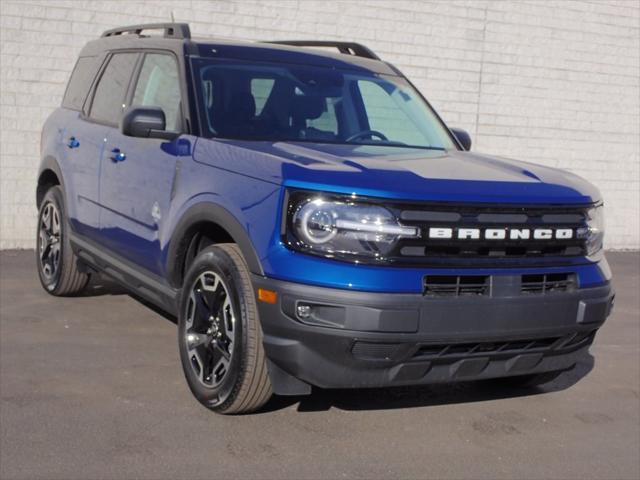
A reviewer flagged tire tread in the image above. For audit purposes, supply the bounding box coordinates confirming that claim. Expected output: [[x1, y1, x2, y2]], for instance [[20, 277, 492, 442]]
[[216, 244, 272, 414]]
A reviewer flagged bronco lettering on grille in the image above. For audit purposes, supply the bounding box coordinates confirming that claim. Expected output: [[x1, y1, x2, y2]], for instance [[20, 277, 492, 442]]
[[427, 227, 574, 240]]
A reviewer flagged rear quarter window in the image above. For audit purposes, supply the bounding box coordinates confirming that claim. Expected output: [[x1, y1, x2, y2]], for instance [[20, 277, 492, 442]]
[[62, 56, 98, 111]]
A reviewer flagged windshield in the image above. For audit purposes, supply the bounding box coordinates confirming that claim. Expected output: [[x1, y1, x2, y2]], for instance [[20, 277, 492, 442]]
[[192, 59, 457, 150]]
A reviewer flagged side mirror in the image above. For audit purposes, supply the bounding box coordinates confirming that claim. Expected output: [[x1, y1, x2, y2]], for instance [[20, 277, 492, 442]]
[[121, 106, 179, 140], [451, 127, 472, 151]]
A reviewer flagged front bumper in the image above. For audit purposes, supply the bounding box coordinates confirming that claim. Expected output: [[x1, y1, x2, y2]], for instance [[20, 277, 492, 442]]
[[253, 275, 614, 392]]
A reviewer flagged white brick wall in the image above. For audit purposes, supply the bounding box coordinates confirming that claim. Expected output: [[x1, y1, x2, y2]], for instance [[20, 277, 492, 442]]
[[1, 0, 638, 249]]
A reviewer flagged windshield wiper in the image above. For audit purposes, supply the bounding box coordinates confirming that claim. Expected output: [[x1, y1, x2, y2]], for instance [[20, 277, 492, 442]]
[[350, 141, 446, 151]]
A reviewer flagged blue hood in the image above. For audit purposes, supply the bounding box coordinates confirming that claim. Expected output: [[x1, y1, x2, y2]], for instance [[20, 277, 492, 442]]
[[193, 139, 600, 205]]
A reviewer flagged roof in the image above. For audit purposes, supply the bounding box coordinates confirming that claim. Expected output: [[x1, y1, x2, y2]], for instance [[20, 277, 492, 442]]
[[79, 23, 399, 76]]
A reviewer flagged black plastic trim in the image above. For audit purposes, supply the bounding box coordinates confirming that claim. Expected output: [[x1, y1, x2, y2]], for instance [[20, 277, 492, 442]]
[[265, 40, 380, 60], [166, 202, 264, 289], [69, 233, 179, 315], [102, 23, 191, 39], [253, 274, 613, 390], [36, 156, 65, 208]]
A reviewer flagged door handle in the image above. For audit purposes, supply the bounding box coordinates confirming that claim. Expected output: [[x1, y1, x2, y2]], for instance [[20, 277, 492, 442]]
[[110, 148, 126, 162], [67, 137, 80, 149]]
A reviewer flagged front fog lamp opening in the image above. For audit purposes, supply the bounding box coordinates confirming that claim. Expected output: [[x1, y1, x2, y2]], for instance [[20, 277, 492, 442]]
[[296, 303, 312, 319]]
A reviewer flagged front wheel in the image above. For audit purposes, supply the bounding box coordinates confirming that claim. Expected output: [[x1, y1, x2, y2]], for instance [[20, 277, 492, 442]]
[[178, 244, 272, 414]]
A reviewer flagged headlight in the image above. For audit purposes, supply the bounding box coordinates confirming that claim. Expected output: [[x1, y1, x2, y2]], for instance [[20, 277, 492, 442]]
[[286, 193, 419, 260], [578, 205, 605, 256]]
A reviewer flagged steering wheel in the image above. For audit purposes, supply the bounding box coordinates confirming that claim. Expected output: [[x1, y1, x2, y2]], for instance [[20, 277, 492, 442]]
[[345, 130, 389, 143]]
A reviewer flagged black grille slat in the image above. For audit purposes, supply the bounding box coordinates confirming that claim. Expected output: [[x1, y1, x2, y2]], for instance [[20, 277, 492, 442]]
[[351, 332, 597, 362], [400, 239, 586, 259], [476, 213, 528, 223], [424, 275, 490, 297], [521, 273, 577, 294], [400, 211, 461, 222], [412, 332, 593, 361], [414, 337, 562, 359], [423, 273, 577, 296], [542, 214, 585, 223]]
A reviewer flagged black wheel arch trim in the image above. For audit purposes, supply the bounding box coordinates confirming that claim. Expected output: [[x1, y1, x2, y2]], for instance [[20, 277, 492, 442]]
[[36, 156, 66, 207], [167, 202, 265, 289]]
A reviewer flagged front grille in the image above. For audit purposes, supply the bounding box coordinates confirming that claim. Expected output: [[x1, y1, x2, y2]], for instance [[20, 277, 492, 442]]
[[422, 273, 577, 297], [424, 275, 489, 296], [391, 203, 591, 266]]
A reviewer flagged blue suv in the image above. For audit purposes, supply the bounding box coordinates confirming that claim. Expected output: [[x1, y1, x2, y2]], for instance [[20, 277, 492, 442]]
[[37, 23, 614, 414]]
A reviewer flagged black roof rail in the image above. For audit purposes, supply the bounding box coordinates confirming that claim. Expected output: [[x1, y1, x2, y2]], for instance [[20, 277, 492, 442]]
[[265, 40, 380, 60], [101, 23, 191, 39]]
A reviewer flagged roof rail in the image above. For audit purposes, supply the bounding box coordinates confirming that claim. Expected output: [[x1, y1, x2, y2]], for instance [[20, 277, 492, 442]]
[[265, 40, 380, 60], [101, 23, 191, 40]]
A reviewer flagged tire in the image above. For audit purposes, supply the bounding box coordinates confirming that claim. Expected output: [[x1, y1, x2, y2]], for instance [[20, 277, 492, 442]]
[[36, 185, 90, 296], [178, 244, 272, 414], [500, 370, 565, 388]]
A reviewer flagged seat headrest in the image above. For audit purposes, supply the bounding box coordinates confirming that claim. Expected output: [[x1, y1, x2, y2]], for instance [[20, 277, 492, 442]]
[[228, 91, 256, 120], [291, 95, 326, 121]]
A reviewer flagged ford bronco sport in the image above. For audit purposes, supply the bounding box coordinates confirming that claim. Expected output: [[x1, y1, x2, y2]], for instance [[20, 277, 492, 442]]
[[37, 23, 614, 414]]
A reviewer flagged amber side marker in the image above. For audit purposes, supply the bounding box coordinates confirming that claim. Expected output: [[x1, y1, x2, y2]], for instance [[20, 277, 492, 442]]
[[257, 288, 278, 304]]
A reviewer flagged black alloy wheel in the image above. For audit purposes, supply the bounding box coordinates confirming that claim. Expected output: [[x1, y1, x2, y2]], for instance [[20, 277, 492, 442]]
[[184, 271, 237, 387], [36, 186, 89, 295]]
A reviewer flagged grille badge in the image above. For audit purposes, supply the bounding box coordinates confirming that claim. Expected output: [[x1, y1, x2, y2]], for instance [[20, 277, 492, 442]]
[[427, 227, 574, 241]]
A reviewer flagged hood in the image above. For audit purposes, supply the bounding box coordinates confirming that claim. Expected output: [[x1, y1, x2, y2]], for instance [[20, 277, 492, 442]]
[[193, 139, 600, 205]]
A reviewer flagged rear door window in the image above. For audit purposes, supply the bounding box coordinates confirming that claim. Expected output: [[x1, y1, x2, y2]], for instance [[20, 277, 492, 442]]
[[89, 52, 139, 125]]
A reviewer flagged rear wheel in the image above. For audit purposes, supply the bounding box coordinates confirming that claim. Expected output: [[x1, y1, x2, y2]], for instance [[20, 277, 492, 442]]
[[178, 244, 272, 414], [36, 186, 90, 296]]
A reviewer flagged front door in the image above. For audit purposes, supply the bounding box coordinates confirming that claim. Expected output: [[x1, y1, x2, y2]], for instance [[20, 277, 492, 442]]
[[98, 52, 186, 276]]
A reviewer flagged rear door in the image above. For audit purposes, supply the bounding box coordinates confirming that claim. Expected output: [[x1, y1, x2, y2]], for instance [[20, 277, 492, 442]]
[[98, 51, 186, 275], [80, 51, 141, 245], [58, 55, 107, 241]]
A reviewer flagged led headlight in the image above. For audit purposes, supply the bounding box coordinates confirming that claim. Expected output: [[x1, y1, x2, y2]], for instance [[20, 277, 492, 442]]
[[581, 205, 605, 256], [288, 194, 419, 260]]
